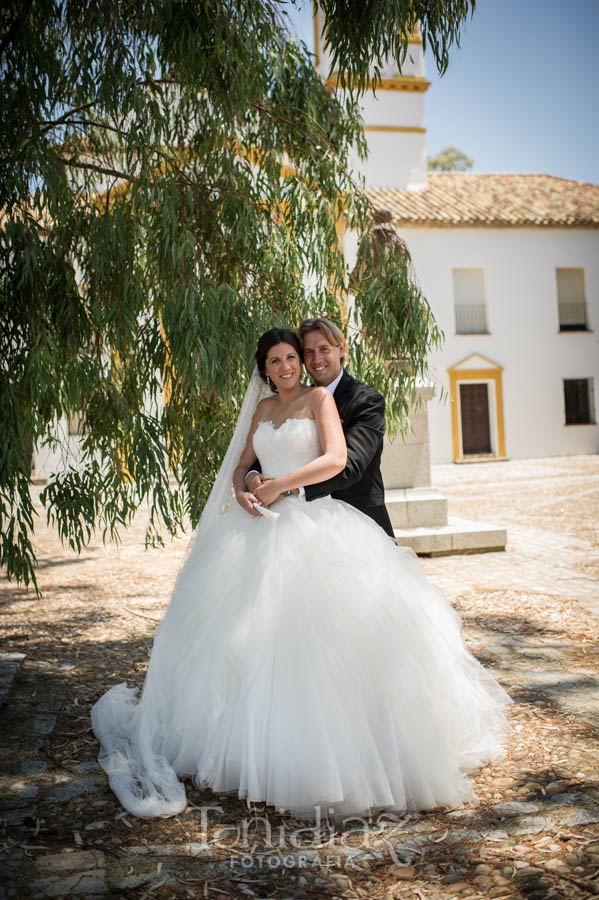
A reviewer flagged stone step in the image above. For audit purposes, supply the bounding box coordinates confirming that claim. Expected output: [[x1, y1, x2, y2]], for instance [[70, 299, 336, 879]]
[[0, 652, 26, 706], [385, 487, 448, 529], [394, 516, 507, 556]]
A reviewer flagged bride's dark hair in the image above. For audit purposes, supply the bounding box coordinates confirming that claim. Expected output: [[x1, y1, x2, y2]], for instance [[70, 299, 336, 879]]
[[255, 328, 303, 393]]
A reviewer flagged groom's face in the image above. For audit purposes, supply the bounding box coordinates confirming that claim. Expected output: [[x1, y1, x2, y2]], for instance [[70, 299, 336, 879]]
[[302, 330, 344, 387]]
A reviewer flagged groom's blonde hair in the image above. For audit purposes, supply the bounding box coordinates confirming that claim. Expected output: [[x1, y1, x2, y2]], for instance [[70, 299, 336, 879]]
[[298, 317, 345, 361]]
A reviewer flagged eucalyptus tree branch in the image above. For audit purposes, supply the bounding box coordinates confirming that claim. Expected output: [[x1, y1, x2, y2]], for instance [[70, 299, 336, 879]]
[[248, 98, 378, 220], [58, 157, 136, 183], [248, 99, 325, 153], [41, 118, 126, 139], [173, 160, 303, 306], [38, 102, 100, 134]]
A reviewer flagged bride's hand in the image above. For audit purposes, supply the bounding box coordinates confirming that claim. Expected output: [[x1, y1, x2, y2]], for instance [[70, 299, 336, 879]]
[[234, 486, 263, 516], [254, 479, 287, 507]]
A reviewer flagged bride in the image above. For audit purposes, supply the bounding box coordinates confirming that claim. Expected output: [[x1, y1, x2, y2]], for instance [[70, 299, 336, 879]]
[[91, 327, 511, 822]]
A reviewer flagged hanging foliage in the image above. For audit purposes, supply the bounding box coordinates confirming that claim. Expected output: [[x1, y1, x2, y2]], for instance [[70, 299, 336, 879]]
[[0, 0, 473, 591]]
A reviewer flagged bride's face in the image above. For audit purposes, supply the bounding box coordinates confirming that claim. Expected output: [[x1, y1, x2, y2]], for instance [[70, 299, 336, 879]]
[[265, 342, 302, 393]]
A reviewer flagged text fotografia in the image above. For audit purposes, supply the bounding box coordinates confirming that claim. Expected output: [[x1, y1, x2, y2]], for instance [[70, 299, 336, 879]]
[[196, 805, 414, 870], [231, 853, 366, 870]]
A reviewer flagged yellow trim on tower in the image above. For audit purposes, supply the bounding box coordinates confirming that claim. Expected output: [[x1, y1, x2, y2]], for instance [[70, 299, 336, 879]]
[[379, 75, 430, 92], [326, 73, 430, 92], [448, 359, 507, 462], [407, 24, 422, 44], [364, 125, 426, 134]]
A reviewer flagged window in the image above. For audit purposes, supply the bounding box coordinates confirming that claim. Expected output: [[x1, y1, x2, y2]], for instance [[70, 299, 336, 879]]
[[563, 378, 595, 425], [452, 268, 489, 334], [556, 268, 587, 331]]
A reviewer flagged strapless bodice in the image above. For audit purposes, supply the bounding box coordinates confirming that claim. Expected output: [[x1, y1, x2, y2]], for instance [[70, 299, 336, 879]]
[[252, 418, 322, 478]]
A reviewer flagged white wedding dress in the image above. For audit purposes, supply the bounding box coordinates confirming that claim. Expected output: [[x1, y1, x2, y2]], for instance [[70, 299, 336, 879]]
[[91, 417, 511, 821]]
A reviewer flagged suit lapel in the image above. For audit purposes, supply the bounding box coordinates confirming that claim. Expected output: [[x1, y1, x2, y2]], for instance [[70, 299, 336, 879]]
[[332, 370, 354, 423]]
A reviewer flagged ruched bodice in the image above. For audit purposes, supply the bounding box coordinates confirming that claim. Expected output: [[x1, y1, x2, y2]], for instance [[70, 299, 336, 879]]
[[253, 417, 321, 478]]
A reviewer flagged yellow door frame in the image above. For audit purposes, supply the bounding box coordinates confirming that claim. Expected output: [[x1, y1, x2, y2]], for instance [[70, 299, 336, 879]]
[[448, 356, 506, 462]]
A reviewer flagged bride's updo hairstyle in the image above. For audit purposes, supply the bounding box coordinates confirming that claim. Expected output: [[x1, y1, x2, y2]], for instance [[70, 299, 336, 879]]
[[255, 328, 303, 393]]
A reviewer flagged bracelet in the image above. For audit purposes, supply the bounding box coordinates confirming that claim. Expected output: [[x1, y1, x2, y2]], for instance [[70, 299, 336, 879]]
[[281, 489, 295, 497], [233, 483, 246, 490]]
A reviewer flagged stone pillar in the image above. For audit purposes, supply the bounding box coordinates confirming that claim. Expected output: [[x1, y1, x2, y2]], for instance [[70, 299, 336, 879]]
[[382, 385, 507, 555], [381, 383, 434, 489], [382, 384, 449, 531]]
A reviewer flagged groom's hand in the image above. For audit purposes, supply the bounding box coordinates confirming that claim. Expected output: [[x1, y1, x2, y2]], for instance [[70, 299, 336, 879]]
[[255, 480, 298, 507], [235, 474, 273, 516], [247, 472, 271, 493]]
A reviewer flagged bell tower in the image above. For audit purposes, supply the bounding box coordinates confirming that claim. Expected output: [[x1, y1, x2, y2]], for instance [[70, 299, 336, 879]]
[[313, 5, 429, 189]]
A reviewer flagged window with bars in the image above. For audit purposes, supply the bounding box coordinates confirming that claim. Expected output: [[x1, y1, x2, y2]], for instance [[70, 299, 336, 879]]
[[452, 268, 489, 334], [563, 378, 595, 425], [556, 268, 588, 331]]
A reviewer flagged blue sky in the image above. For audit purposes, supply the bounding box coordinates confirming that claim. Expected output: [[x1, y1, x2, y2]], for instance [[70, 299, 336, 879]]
[[286, 0, 599, 185]]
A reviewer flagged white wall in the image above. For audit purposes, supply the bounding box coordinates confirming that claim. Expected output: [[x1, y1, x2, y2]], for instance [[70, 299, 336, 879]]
[[330, 86, 427, 189], [350, 131, 427, 189], [397, 227, 599, 463], [358, 89, 425, 126]]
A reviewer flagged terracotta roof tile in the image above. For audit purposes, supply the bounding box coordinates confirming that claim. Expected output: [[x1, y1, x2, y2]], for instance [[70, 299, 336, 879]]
[[366, 173, 599, 227]]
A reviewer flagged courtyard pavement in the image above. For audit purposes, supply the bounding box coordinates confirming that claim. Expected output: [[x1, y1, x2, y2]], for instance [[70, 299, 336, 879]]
[[0, 454, 598, 899]]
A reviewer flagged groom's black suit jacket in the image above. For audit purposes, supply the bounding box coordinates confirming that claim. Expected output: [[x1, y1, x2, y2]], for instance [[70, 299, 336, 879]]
[[252, 370, 395, 539], [304, 371, 394, 538]]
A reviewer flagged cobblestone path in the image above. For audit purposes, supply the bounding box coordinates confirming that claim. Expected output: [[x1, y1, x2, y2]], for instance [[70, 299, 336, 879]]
[[1, 454, 598, 899]]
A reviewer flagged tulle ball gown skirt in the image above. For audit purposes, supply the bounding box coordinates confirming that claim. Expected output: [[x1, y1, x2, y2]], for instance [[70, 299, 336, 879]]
[[91, 493, 511, 821]]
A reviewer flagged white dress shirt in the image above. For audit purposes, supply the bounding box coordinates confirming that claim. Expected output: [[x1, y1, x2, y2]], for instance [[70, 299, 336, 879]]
[[325, 367, 344, 396]]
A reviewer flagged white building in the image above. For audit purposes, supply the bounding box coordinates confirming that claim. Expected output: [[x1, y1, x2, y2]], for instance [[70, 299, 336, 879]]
[[369, 176, 599, 464], [314, 11, 599, 465]]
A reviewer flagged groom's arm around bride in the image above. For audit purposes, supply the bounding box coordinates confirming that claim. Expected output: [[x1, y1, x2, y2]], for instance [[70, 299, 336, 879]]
[[301, 368, 394, 538]]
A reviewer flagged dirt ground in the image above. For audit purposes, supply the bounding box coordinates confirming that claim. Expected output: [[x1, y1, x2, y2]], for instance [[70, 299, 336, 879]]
[[1, 454, 598, 899]]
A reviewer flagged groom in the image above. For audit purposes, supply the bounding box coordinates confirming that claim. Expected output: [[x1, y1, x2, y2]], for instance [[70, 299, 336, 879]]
[[240, 316, 395, 539]]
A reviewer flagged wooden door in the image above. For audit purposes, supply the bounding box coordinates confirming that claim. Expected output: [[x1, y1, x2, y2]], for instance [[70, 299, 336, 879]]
[[460, 382, 491, 454]]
